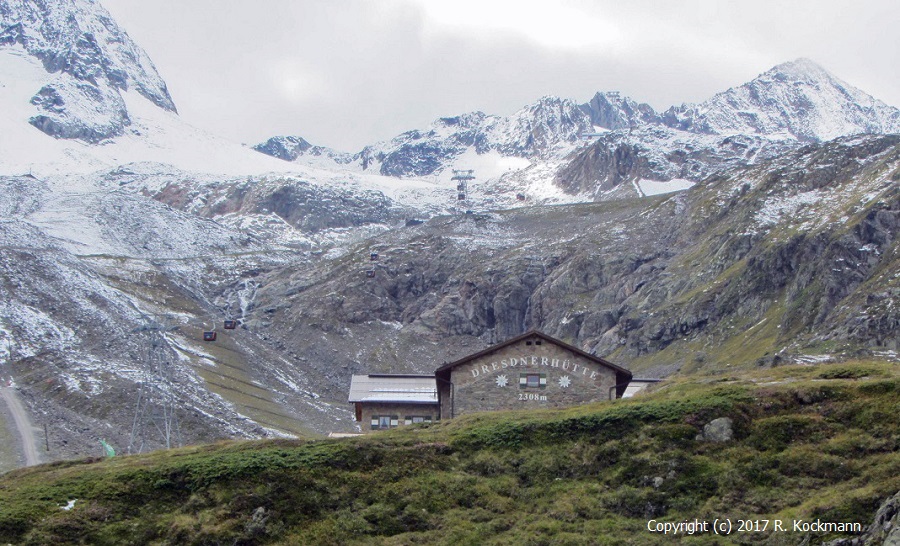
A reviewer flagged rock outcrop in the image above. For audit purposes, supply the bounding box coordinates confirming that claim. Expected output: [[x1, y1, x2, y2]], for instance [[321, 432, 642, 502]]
[[1, 0, 175, 142], [826, 490, 900, 546]]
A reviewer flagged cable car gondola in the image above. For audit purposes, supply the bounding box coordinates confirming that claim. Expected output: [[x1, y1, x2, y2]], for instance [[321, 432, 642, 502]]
[[224, 320, 237, 330], [203, 331, 217, 341]]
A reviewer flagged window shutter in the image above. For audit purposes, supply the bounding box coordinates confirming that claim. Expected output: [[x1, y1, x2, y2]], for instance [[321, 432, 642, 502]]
[[371, 418, 379, 428], [404, 418, 412, 425], [519, 375, 527, 387], [539, 374, 547, 387], [390, 417, 399, 427]]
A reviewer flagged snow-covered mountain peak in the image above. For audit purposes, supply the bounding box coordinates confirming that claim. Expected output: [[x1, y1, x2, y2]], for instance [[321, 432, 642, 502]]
[[434, 111, 490, 130], [580, 91, 660, 131], [0, 0, 174, 112], [253, 135, 314, 161], [508, 95, 584, 124], [663, 58, 900, 142], [767, 57, 835, 83], [0, 1, 314, 177], [316, 96, 591, 178], [519, 94, 576, 112], [0, 0, 176, 144], [489, 95, 591, 156]]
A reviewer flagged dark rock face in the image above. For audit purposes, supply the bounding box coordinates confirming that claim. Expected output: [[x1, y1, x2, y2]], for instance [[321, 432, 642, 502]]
[[0, 20, 24, 45], [553, 127, 790, 198], [556, 140, 649, 195], [579, 91, 661, 131], [253, 136, 313, 161], [144, 175, 406, 234], [378, 138, 464, 177], [825, 489, 900, 546], [359, 112, 490, 177], [29, 80, 130, 142], [256, 184, 397, 232], [252, 136, 355, 164]]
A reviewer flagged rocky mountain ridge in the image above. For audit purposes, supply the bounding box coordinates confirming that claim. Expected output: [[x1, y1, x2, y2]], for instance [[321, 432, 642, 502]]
[[662, 58, 900, 141], [256, 59, 900, 204], [0, 0, 174, 142]]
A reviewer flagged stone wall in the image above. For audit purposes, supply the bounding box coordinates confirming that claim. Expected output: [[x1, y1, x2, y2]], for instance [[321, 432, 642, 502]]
[[447, 337, 618, 417], [357, 402, 440, 433]]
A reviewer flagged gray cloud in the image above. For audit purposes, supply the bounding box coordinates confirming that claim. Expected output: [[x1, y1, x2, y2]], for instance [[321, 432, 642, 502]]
[[103, 0, 900, 152]]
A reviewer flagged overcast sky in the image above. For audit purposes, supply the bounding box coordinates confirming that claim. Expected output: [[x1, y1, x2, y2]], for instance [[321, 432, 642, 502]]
[[103, 0, 900, 152]]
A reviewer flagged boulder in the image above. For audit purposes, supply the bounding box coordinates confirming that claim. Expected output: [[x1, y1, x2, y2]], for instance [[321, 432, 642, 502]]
[[697, 417, 734, 443]]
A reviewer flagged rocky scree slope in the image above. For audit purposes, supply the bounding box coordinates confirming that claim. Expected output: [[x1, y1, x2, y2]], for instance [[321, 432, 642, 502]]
[[0, 170, 367, 460], [246, 135, 900, 382], [113, 167, 419, 237]]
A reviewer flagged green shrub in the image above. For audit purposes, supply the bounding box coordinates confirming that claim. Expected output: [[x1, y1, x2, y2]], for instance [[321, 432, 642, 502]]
[[747, 415, 832, 451], [818, 366, 877, 380]]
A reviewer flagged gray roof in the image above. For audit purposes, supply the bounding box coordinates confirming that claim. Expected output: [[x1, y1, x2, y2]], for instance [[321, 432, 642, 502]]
[[348, 374, 439, 404], [622, 379, 660, 398]]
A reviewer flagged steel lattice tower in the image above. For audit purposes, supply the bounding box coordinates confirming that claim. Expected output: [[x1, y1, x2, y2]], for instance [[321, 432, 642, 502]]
[[128, 315, 182, 454], [451, 169, 475, 204]]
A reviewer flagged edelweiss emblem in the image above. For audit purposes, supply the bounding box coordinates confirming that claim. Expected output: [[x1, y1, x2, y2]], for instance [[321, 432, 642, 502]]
[[495, 375, 508, 387], [558, 376, 571, 388]]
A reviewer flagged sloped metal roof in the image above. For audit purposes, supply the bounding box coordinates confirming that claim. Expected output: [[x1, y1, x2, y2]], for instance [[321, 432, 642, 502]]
[[348, 374, 439, 404]]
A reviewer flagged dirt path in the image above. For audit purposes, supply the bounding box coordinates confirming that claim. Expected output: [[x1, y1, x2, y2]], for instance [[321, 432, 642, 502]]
[[0, 386, 40, 466]]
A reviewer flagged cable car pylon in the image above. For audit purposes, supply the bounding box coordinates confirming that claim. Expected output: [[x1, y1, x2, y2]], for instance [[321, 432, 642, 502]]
[[128, 315, 182, 454], [452, 169, 474, 201], [451, 169, 475, 212]]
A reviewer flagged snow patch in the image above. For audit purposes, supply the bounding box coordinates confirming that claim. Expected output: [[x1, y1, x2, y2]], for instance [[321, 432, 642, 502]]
[[636, 178, 695, 196], [793, 354, 834, 364]]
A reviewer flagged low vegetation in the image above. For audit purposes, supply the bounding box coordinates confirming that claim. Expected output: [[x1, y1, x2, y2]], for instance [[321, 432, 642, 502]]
[[0, 361, 897, 545]]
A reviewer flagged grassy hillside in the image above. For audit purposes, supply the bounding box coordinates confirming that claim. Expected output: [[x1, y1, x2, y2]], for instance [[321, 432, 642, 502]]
[[0, 361, 897, 545]]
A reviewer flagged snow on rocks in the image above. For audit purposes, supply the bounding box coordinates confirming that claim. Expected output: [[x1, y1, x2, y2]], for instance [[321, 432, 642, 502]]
[[756, 190, 824, 227]]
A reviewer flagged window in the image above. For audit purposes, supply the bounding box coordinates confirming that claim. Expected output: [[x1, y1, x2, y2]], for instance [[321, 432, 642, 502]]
[[519, 373, 547, 388], [370, 415, 399, 430], [404, 416, 433, 425]]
